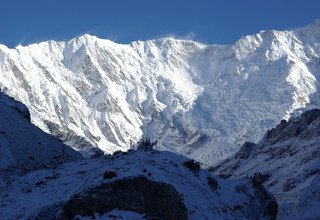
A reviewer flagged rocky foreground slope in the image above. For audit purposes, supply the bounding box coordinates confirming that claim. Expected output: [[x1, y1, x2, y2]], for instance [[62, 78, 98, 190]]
[[0, 93, 277, 219], [1, 20, 320, 164], [212, 109, 320, 219], [0, 150, 279, 220]]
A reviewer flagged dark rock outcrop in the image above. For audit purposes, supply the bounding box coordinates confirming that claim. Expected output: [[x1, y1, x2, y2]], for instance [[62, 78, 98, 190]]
[[235, 142, 257, 159], [263, 109, 320, 145], [252, 172, 270, 188], [61, 176, 188, 220], [103, 170, 118, 179], [252, 172, 264, 188], [207, 176, 219, 191], [183, 160, 200, 173], [300, 109, 320, 125], [252, 173, 278, 220]]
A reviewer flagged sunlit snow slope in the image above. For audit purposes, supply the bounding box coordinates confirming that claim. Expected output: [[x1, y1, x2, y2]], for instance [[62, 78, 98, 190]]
[[0, 20, 319, 164]]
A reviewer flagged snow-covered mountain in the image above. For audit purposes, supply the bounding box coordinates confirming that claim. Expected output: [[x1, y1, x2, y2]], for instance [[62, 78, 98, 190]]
[[1, 20, 320, 163], [0, 91, 82, 172], [212, 109, 320, 219]]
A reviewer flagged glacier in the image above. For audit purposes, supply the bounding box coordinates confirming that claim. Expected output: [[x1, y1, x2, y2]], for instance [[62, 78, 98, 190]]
[[0, 20, 319, 164]]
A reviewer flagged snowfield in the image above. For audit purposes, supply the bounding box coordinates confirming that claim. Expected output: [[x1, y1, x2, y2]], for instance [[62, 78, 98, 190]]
[[1, 20, 320, 164]]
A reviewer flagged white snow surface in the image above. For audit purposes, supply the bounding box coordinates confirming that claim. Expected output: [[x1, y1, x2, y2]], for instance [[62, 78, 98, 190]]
[[1, 20, 320, 164]]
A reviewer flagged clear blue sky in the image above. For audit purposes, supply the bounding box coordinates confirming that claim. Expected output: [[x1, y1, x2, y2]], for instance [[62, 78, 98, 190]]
[[0, 0, 319, 48]]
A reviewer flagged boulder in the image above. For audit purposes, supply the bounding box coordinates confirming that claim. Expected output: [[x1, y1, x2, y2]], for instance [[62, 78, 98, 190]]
[[183, 160, 200, 173], [62, 176, 188, 220]]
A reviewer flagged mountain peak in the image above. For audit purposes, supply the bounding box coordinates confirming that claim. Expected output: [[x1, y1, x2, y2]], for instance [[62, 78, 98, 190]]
[[76, 33, 97, 41], [68, 33, 99, 46]]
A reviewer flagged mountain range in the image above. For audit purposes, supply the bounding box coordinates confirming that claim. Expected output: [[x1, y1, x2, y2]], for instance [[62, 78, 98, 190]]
[[1, 20, 320, 164], [1, 20, 320, 219]]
